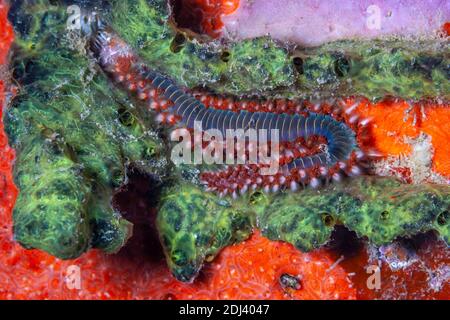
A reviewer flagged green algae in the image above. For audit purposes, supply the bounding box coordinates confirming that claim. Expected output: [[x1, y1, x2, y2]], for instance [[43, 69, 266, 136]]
[[156, 177, 449, 280], [254, 176, 450, 249], [157, 183, 253, 281], [257, 193, 335, 252], [6, 1, 167, 259], [107, 0, 449, 101], [108, 0, 293, 96], [332, 177, 450, 245], [295, 41, 450, 101]]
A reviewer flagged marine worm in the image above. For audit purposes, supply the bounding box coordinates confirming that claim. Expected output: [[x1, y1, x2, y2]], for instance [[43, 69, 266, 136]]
[[91, 24, 366, 195]]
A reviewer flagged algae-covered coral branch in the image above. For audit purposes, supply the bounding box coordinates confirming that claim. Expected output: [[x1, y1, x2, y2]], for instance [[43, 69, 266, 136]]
[[157, 183, 253, 282], [256, 176, 450, 249], [6, 1, 168, 258], [108, 0, 449, 101], [157, 177, 449, 281]]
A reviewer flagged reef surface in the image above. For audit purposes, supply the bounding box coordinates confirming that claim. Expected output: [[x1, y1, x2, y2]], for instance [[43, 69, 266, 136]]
[[0, 0, 449, 298]]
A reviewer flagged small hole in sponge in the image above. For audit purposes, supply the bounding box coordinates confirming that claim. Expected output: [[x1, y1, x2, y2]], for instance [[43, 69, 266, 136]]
[[249, 191, 264, 205], [334, 56, 350, 77], [170, 33, 186, 53], [220, 50, 231, 62], [279, 273, 302, 290], [292, 56, 304, 74], [321, 213, 335, 227], [437, 210, 449, 226], [380, 210, 390, 220], [118, 107, 135, 126]]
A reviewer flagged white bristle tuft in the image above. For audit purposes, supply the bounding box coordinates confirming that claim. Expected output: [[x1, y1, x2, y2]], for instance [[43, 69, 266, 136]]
[[355, 150, 365, 159], [345, 103, 358, 114], [299, 169, 307, 179], [149, 101, 159, 110], [332, 172, 342, 182], [367, 149, 383, 158], [290, 180, 298, 191], [166, 114, 175, 123], [138, 91, 147, 100], [285, 149, 294, 158], [349, 115, 359, 123], [155, 113, 164, 123], [359, 117, 372, 126], [310, 177, 320, 188], [350, 166, 361, 176]]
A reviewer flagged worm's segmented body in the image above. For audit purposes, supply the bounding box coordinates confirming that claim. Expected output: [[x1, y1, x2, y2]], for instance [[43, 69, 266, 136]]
[[142, 69, 356, 171], [91, 26, 373, 196]]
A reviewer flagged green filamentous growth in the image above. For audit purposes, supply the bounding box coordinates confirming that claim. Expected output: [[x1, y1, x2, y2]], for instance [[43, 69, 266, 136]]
[[6, 1, 168, 259], [108, 0, 449, 101], [156, 177, 449, 281], [253, 176, 450, 249], [157, 183, 253, 281]]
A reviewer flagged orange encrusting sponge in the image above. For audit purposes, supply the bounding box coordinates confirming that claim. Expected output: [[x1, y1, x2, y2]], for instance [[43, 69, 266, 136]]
[[355, 98, 420, 156], [107, 231, 356, 300], [443, 22, 450, 37], [0, 1, 13, 65], [179, 231, 356, 300], [348, 98, 450, 178], [420, 107, 450, 177], [171, 0, 239, 37]]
